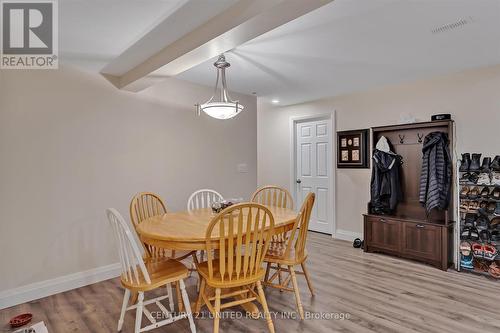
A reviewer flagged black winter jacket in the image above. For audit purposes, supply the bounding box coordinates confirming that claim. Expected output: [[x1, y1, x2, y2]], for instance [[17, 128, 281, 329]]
[[419, 132, 452, 212], [370, 149, 403, 215]]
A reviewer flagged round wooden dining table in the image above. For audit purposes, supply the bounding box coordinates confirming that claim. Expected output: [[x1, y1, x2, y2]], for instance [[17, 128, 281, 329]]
[[135, 205, 298, 317], [136, 206, 298, 251]]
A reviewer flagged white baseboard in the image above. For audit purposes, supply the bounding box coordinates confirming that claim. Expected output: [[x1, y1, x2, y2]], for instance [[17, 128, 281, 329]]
[[333, 229, 363, 242], [0, 263, 121, 310]]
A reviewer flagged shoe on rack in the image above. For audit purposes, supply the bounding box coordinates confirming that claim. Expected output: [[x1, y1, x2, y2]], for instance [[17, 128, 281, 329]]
[[468, 201, 480, 212], [475, 211, 491, 230], [477, 173, 492, 186], [460, 186, 470, 198], [491, 187, 500, 200], [481, 157, 492, 173], [484, 244, 498, 261], [487, 202, 497, 214], [468, 173, 479, 184], [460, 201, 470, 213], [479, 229, 492, 243], [491, 217, 500, 227], [460, 172, 471, 182], [491, 155, 500, 172], [468, 187, 480, 199], [491, 173, 500, 186], [460, 153, 471, 172], [479, 200, 488, 209], [460, 241, 474, 269], [480, 187, 491, 198], [464, 213, 476, 227], [469, 153, 482, 172]]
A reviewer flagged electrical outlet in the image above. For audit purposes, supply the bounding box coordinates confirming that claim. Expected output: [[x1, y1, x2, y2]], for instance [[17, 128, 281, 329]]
[[237, 163, 248, 173]]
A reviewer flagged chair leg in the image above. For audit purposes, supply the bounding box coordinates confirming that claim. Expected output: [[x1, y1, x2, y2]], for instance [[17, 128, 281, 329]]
[[134, 292, 144, 333], [166, 283, 175, 312], [194, 278, 206, 314], [175, 281, 184, 312], [191, 253, 200, 292], [277, 264, 283, 292], [130, 291, 138, 305], [213, 288, 221, 333], [256, 281, 275, 333], [263, 262, 271, 289], [301, 262, 315, 296], [117, 289, 130, 332], [289, 265, 304, 320], [179, 279, 197, 333]]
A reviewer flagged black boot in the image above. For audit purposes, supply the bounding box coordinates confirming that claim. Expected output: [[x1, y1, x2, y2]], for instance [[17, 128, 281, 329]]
[[469, 153, 482, 172], [481, 157, 492, 173], [491, 155, 500, 172], [460, 153, 471, 172]]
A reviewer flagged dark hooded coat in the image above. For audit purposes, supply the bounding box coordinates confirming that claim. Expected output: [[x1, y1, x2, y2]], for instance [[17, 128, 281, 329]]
[[370, 149, 403, 215], [419, 132, 452, 212]]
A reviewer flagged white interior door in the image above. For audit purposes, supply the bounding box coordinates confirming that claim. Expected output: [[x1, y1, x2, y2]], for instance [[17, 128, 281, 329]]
[[295, 118, 333, 234]]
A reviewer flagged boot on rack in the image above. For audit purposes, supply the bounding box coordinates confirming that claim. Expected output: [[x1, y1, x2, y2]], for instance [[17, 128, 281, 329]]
[[469, 153, 482, 172], [460, 153, 471, 172], [491, 155, 500, 172], [481, 157, 492, 173]]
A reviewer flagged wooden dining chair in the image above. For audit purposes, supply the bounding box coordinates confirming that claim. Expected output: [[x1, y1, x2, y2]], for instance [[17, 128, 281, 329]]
[[251, 185, 295, 288], [194, 203, 276, 333], [251, 185, 294, 210], [106, 208, 196, 333], [262, 192, 315, 320], [130, 192, 196, 310], [187, 189, 224, 212]]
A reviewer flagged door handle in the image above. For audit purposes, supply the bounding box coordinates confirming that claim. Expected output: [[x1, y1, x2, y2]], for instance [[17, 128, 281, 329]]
[[296, 179, 302, 184], [416, 224, 425, 229]]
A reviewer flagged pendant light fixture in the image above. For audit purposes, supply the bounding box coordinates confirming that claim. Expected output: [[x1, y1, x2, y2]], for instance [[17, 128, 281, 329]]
[[196, 54, 244, 120]]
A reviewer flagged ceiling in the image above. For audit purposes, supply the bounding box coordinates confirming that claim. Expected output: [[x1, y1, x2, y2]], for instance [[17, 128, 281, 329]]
[[61, 0, 500, 106], [60, 0, 187, 72], [177, 0, 500, 105]]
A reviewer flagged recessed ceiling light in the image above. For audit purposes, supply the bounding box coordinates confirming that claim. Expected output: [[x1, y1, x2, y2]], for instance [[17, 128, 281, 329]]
[[271, 99, 280, 104]]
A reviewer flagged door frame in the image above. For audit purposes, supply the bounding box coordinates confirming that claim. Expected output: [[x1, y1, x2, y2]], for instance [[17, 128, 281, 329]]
[[289, 110, 336, 236]]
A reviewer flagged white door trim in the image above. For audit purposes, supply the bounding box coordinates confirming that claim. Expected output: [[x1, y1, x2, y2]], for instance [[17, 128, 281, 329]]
[[289, 110, 336, 236]]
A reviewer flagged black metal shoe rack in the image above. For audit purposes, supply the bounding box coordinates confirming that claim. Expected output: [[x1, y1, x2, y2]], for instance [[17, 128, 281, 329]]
[[458, 153, 500, 278]]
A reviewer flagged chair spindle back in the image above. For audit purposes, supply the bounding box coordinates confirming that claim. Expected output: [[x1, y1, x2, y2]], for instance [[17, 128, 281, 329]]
[[205, 203, 275, 282], [106, 208, 151, 285]]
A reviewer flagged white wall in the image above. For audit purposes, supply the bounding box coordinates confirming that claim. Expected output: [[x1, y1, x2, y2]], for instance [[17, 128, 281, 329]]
[[258, 64, 500, 237], [0, 66, 257, 295]]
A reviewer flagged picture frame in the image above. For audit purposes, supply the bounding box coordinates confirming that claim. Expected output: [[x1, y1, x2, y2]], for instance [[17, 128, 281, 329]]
[[337, 129, 370, 168]]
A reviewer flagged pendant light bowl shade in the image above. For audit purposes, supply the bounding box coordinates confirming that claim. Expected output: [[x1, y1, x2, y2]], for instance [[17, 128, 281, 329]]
[[196, 54, 244, 120], [200, 102, 244, 120]]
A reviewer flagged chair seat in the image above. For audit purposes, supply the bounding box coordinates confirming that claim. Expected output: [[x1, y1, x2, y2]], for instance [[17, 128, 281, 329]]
[[121, 257, 189, 292], [264, 241, 307, 265], [198, 258, 266, 288]]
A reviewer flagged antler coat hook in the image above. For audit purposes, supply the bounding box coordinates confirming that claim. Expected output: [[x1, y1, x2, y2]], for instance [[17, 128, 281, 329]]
[[417, 133, 424, 143]]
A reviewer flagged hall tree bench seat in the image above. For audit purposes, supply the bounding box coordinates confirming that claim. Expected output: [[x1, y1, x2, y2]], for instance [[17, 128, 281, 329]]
[[364, 214, 453, 270]]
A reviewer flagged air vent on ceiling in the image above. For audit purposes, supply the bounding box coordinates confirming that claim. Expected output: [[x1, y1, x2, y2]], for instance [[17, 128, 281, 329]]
[[431, 17, 474, 34]]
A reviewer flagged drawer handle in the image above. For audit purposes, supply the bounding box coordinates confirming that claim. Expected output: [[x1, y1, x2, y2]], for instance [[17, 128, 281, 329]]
[[416, 224, 425, 229], [380, 218, 386, 223]]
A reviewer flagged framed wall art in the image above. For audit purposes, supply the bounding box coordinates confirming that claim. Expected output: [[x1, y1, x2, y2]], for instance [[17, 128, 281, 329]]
[[337, 129, 370, 168]]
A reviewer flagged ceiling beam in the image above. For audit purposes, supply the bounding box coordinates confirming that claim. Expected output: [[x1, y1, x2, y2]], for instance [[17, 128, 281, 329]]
[[102, 0, 333, 91]]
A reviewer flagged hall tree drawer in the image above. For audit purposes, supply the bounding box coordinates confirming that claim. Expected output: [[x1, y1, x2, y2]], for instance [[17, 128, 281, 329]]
[[364, 217, 400, 252], [401, 222, 441, 262]]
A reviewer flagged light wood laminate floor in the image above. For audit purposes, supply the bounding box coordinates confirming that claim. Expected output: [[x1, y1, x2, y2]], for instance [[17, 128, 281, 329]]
[[2, 232, 500, 332]]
